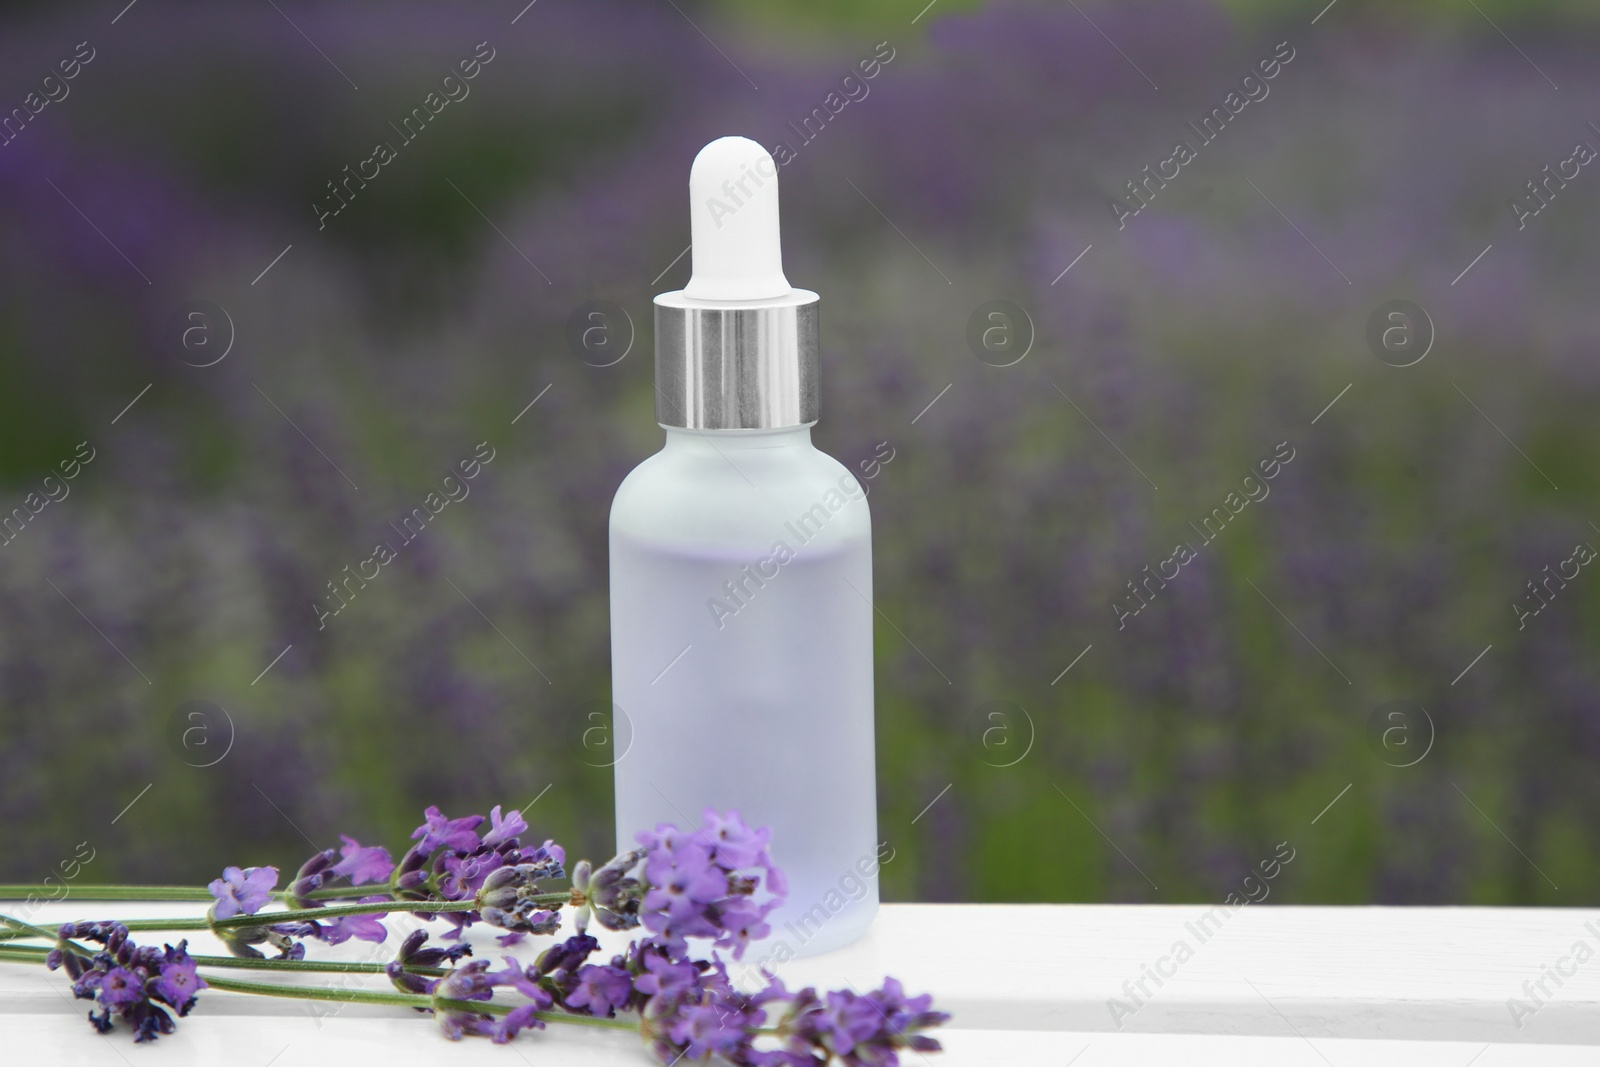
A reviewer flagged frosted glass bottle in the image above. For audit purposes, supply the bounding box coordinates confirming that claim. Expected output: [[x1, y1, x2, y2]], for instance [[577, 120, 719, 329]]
[[610, 423, 879, 957], [610, 134, 879, 956]]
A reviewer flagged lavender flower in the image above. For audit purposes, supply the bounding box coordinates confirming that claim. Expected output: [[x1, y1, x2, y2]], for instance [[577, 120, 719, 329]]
[[287, 848, 338, 908], [100, 966, 145, 1005], [438, 849, 508, 900], [334, 834, 395, 885], [205, 865, 277, 919], [481, 804, 528, 848], [565, 962, 633, 1018], [569, 849, 646, 933], [391, 803, 566, 939], [534, 932, 600, 981], [431, 959, 497, 1040], [701, 809, 772, 871], [316, 895, 390, 946], [391, 842, 433, 898], [633, 811, 787, 959], [475, 864, 562, 935], [386, 928, 472, 996], [633, 949, 698, 1001], [533, 932, 601, 1005], [489, 955, 555, 1005], [431, 955, 562, 1044], [634, 954, 772, 1065], [714, 896, 779, 960], [493, 1004, 547, 1044], [280, 841, 392, 945], [777, 979, 951, 1065], [150, 949, 204, 1012], [412, 806, 483, 854], [204, 866, 316, 960], [643, 844, 725, 927], [46, 925, 206, 1042]]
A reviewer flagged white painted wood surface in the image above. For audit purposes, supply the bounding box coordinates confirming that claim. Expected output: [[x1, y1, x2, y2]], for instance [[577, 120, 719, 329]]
[[3, 902, 1597, 1064]]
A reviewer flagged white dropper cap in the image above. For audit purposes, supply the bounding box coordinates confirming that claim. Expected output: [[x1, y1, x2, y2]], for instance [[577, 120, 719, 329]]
[[683, 136, 791, 301]]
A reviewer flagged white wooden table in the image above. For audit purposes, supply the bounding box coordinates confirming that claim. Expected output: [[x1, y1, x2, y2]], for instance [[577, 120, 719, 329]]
[[4, 902, 1597, 1064]]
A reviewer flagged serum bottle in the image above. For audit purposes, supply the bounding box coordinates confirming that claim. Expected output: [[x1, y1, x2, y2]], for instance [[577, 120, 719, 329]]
[[610, 136, 879, 956]]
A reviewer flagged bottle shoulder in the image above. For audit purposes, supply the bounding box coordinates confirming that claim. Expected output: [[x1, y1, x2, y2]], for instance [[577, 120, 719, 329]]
[[611, 438, 870, 556]]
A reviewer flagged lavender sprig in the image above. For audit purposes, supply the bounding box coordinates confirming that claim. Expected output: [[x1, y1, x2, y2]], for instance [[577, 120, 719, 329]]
[[0, 806, 949, 1061]]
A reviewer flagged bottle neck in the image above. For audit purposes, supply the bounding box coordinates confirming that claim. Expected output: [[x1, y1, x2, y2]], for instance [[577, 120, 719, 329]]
[[660, 424, 815, 452]]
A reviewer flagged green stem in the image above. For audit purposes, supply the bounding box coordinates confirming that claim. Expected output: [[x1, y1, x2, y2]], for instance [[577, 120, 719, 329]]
[[0, 885, 571, 935], [0, 943, 446, 978], [0, 913, 97, 963], [0, 882, 575, 906], [96, 893, 568, 934], [124, 899, 459, 933], [0, 885, 217, 902], [0, 912, 68, 941], [202, 973, 434, 1009], [0, 929, 57, 943], [201, 975, 636, 1031], [0, 912, 92, 957], [0, 884, 404, 903]]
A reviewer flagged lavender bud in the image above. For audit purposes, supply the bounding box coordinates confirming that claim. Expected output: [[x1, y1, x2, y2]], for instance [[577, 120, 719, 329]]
[[287, 848, 338, 908]]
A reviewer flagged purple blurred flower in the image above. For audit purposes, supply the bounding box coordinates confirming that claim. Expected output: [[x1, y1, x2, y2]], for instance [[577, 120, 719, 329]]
[[714, 896, 777, 961], [643, 843, 726, 920], [535, 933, 600, 979], [785, 978, 950, 1063], [494, 1003, 545, 1044], [566, 962, 632, 1018], [670, 1002, 752, 1061], [701, 808, 770, 869], [432, 960, 497, 1041], [490, 956, 553, 1004], [634, 949, 697, 1000], [633, 811, 786, 956], [636, 956, 770, 1064]]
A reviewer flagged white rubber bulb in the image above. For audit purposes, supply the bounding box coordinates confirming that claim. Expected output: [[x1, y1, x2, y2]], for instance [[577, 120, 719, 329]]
[[683, 136, 791, 301]]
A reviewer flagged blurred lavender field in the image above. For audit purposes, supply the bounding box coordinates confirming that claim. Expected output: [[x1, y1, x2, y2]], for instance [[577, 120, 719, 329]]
[[0, 0, 1596, 907]]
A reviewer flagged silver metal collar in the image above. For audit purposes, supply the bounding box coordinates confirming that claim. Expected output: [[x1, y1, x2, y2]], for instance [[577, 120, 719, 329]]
[[653, 289, 819, 430]]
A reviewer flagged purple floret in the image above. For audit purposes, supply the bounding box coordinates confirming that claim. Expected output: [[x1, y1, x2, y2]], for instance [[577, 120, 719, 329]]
[[97, 966, 143, 1007], [206, 865, 278, 919], [411, 805, 484, 854], [643, 843, 727, 920], [480, 804, 528, 848], [333, 835, 395, 885], [150, 943, 205, 1016], [317, 896, 390, 946], [565, 963, 632, 1018], [700, 808, 771, 870]]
